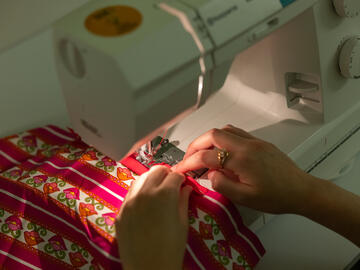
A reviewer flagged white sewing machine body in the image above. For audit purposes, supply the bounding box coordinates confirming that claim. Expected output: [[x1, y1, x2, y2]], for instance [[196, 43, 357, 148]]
[[53, 0, 319, 160], [1, 0, 360, 267]]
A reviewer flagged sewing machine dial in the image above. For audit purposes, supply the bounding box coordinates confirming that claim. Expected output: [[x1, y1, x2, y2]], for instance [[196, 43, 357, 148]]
[[333, 0, 360, 17], [339, 36, 360, 79]]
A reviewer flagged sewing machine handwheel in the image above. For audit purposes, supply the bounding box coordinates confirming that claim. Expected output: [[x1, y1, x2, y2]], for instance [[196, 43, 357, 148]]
[[339, 36, 360, 79], [333, 0, 360, 18]]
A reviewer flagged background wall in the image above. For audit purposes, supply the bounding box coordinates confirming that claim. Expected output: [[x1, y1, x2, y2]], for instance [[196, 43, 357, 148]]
[[0, 0, 89, 137]]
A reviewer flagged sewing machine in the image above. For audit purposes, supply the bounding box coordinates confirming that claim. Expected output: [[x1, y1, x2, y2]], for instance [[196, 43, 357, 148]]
[[1, 0, 360, 266], [51, 0, 360, 230]]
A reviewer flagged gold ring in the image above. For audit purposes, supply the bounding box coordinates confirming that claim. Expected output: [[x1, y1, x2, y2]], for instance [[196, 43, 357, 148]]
[[217, 149, 230, 168]]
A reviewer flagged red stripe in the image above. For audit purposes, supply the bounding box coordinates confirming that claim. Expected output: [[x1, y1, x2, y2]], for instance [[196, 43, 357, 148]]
[[0, 179, 120, 263], [18, 162, 36, 172], [0, 252, 33, 270], [18, 154, 57, 172], [0, 247, 35, 270], [0, 163, 6, 173], [29, 128, 71, 146], [121, 155, 148, 174], [0, 139, 30, 163], [46, 125, 78, 140], [187, 227, 226, 270], [193, 196, 260, 267], [0, 154, 15, 172], [206, 190, 265, 256], [183, 249, 202, 270], [0, 233, 72, 270]]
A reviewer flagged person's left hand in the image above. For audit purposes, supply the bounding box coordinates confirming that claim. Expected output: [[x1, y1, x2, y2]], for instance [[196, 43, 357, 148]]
[[116, 165, 192, 270]]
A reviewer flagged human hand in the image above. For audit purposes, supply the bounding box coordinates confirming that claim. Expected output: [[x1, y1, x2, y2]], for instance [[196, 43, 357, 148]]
[[174, 125, 315, 214], [116, 166, 192, 270]]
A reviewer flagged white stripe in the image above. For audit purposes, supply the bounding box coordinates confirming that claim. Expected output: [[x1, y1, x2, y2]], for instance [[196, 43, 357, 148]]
[[0, 249, 42, 270], [28, 159, 124, 201], [43, 126, 75, 141], [204, 195, 262, 258], [0, 150, 20, 165], [186, 245, 206, 270], [0, 190, 121, 263]]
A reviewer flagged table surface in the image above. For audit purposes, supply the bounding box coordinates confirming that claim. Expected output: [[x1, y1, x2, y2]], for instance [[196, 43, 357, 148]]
[[256, 153, 360, 270]]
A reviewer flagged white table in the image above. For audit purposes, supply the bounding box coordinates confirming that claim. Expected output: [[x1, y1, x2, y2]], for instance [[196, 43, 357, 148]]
[[256, 154, 360, 270]]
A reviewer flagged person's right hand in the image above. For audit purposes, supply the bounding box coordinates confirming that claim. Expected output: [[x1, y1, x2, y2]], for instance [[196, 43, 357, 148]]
[[174, 125, 317, 214]]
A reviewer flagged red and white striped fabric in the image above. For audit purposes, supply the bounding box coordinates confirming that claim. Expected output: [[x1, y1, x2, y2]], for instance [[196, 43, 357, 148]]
[[0, 125, 265, 270]]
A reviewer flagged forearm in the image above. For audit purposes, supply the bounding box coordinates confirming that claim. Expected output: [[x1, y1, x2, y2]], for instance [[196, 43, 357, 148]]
[[296, 176, 360, 247]]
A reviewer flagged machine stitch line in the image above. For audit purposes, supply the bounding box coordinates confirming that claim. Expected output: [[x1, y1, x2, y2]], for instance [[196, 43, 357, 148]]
[[0, 189, 122, 262], [0, 248, 42, 270]]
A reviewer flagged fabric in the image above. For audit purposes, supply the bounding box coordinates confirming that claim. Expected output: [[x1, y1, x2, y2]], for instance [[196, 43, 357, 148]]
[[0, 125, 265, 270]]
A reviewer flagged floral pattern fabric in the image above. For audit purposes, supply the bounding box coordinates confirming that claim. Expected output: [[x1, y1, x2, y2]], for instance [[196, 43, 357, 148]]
[[0, 125, 265, 269]]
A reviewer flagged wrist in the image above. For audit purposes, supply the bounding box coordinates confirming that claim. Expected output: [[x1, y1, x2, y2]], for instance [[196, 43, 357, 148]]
[[292, 174, 329, 216]]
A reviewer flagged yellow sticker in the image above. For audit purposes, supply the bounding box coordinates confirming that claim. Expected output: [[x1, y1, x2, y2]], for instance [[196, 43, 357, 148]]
[[85, 5, 142, 37]]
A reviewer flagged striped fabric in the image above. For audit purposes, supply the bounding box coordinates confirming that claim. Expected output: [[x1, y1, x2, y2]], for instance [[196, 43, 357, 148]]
[[0, 125, 265, 270]]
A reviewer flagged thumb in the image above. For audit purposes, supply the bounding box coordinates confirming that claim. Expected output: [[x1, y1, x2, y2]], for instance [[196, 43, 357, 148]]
[[179, 185, 193, 226], [208, 170, 250, 203]]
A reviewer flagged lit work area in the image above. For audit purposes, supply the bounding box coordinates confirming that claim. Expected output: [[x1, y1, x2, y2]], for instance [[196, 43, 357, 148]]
[[0, 0, 359, 269]]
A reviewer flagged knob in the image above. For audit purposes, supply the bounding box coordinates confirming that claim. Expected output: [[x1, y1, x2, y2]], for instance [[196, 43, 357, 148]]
[[339, 36, 360, 79], [58, 39, 86, 78], [333, 0, 360, 17]]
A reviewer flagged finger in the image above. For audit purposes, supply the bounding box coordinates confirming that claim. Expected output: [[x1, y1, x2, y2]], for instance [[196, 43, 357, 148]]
[[142, 165, 170, 189], [160, 172, 185, 191], [175, 149, 238, 173], [129, 166, 169, 197], [221, 124, 255, 139], [183, 128, 244, 159], [208, 170, 252, 202], [179, 185, 193, 226]]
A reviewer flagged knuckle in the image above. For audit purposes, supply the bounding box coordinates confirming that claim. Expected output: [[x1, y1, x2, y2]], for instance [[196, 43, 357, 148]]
[[169, 171, 185, 180], [242, 140, 267, 154], [208, 128, 221, 138], [187, 142, 194, 151], [196, 150, 209, 165], [152, 165, 170, 174], [222, 124, 233, 130], [233, 151, 251, 164]]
